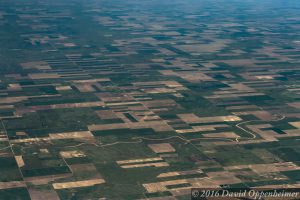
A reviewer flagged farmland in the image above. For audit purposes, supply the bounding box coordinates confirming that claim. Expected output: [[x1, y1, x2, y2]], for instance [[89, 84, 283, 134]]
[[0, 0, 300, 199]]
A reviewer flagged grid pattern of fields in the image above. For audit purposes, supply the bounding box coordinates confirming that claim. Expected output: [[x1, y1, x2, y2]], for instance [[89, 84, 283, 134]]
[[0, 0, 300, 199]]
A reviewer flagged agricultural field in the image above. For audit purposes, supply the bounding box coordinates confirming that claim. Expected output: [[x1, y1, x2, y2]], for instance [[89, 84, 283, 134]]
[[0, 0, 300, 199]]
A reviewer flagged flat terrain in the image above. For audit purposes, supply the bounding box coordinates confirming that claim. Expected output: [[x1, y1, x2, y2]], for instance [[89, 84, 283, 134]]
[[0, 0, 300, 199]]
